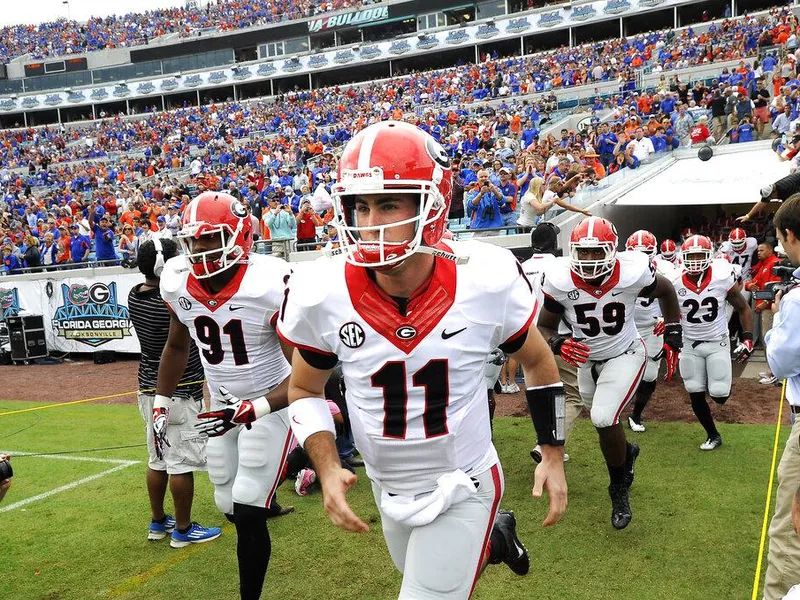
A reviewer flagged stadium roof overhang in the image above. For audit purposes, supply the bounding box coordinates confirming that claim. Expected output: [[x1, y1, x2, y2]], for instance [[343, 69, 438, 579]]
[[613, 141, 789, 206]]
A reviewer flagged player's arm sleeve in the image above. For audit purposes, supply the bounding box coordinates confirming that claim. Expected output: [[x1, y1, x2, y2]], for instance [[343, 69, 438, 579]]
[[766, 295, 800, 380], [498, 262, 537, 355], [275, 279, 339, 371]]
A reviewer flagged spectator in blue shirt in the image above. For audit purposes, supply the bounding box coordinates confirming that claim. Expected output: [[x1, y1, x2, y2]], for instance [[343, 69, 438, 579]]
[[93, 216, 118, 264], [596, 123, 618, 168], [735, 114, 756, 143], [651, 128, 668, 153], [497, 167, 519, 228], [2, 245, 20, 274], [466, 170, 504, 236], [69, 224, 91, 264]]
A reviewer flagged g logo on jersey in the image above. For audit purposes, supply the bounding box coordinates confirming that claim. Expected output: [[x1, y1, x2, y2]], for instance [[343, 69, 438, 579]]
[[396, 325, 417, 340], [339, 322, 365, 348], [567, 290, 580, 300], [178, 297, 192, 310]]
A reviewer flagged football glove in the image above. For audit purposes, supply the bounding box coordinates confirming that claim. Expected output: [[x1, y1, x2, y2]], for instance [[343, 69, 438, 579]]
[[549, 335, 591, 367], [152, 402, 171, 461], [487, 348, 506, 366], [653, 320, 665, 337], [196, 386, 271, 437], [663, 345, 679, 383], [733, 333, 754, 363], [663, 322, 683, 352]]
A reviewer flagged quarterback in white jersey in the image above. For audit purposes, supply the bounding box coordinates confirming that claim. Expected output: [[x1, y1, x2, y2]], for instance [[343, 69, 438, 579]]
[[521, 221, 583, 462], [624, 230, 681, 433], [539, 217, 682, 531], [671, 235, 754, 451], [278, 122, 567, 600], [156, 192, 293, 600]]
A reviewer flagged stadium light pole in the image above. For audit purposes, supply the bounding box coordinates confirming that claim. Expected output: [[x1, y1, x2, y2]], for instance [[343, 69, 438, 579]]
[[63, 0, 71, 21]]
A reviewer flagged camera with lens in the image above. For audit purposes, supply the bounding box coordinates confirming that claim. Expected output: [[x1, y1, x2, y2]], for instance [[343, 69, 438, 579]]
[[0, 458, 12, 480], [752, 263, 798, 302]]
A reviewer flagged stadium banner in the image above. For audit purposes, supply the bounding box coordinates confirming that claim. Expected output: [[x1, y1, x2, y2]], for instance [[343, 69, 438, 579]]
[[0, 0, 710, 113], [1, 272, 143, 354]]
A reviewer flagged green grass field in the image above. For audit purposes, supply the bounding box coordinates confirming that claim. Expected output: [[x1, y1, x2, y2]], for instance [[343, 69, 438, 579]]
[[0, 399, 786, 600]]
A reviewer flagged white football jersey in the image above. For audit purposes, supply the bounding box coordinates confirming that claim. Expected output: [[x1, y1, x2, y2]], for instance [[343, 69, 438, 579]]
[[542, 251, 656, 361], [718, 237, 757, 281], [160, 254, 291, 401], [631, 254, 679, 330], [277, 240, 536, 496], [522, 252, 568, 334], [670, 258, 737, 341]]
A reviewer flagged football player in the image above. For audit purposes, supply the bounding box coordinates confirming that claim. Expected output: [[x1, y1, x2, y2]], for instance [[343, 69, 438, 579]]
[[538, 217, 682, 530], [625, 230, 680, 432], [670, 235, 754, 451], [156, 192, 292, 600], [659, 239, 680, 266], [523, 221, 582, 463], [718, 228, 758, 293], [277, 121, 567, 600]]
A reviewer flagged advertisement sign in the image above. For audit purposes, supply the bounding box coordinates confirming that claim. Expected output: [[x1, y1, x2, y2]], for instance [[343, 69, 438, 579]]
[[52, 282, 133, 348], [309, 6, 390, 33]]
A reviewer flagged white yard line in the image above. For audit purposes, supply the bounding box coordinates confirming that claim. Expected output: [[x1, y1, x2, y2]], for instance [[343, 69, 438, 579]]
[[0, 450, 140, 513]]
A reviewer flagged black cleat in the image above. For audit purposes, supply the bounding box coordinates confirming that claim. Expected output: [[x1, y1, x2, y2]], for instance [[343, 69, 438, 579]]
[[608, 484, 632, 530], [625, 443, 640, 489], [491, 510, 530, 575]]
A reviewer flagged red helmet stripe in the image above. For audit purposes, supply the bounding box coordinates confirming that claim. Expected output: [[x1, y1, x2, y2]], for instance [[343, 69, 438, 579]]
[[357, 122, 381, 170]]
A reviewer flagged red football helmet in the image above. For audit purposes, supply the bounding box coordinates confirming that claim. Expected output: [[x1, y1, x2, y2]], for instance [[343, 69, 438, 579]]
[[177, 191, 253, 279], [729, 227, 747, 251], [625, 230, 657, 256], [331, 120, 452, 267], [569, 216, 619, 280], [681, 228, 694, 240], [681, 235, 713, 274], [660, 239, 677, 261]]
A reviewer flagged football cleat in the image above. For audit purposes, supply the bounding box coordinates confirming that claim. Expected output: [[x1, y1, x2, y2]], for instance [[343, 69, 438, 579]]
[[625, 443, 640, 489], [628, 416, 646, 433], [148, 514, 176, 541], [491, 510, 530, 576], [608, 484, 632, 530], [700, 435, 723, 451], [170, 522, 222, 548]]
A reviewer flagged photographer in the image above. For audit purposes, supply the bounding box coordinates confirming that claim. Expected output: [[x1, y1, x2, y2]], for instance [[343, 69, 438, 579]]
[[466, 169, 504, 236], [764, 194, 800, 600], [295, 199, 323, 251], [0, 454, 12, 504], [746, 241, 781, 332]]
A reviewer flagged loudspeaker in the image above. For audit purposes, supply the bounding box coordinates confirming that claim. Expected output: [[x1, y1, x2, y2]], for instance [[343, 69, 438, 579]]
[[7, 315, 48, 361]]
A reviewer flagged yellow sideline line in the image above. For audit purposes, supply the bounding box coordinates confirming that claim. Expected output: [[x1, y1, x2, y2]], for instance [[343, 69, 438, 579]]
[[104, 523, 233, 598], [0, 380, 207, 417], [751, 379, 787, 600]]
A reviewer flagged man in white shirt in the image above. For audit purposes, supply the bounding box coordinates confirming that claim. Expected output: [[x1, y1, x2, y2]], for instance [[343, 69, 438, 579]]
[[629, 128, 655, 163], [764, 194, 800, 599]]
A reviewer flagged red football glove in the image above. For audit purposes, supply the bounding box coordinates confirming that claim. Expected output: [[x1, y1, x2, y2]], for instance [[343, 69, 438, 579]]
[[653, 320, 665, 337], [152, 406, 170, 461], [196, 386, 270, 437], [663, 345, 679, 383], [551, 336, 591, 367]]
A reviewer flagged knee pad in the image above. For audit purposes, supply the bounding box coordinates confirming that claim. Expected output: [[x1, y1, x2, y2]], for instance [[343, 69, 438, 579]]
[[214, 487, 234, 516], [232, 475, 267, 507], [590, 404, 617, 429], [637, 379, 657, 399], [238, 427, 271, 469], [643, 357, 660, 383], [405, 520, 474, 596], [707, 352, 732, 399], [680, 353, 705, 394], [206, 438, 235, 486]]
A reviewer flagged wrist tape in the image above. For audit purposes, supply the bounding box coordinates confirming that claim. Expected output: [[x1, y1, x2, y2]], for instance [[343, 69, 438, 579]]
[[288, 397, 336, 448]]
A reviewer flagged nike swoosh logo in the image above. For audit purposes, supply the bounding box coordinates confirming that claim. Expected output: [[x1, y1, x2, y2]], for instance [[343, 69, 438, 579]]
[[292, 415, 302, 425], [442, 327, 467, 340], [612, 291, 624, 296], [229, 305, 245, 311]]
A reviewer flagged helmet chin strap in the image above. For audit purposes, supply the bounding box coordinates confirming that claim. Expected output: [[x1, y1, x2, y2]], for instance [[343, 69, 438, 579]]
[[416, 245, 469, 265]]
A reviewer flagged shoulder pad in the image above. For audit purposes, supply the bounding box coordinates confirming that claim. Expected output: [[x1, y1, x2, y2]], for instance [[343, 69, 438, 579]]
[[521, 253, 556, 277], [238, 254, 292, 299], [456, 240, 520, 293], [286, 255, 342, 309], [541, 256, 573, 291], [711, 258, 737, 282], [159, 255, 189, 300], [618, 251, 651, 284]]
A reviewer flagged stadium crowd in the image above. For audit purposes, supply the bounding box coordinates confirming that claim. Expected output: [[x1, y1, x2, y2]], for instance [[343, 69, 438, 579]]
[[0, 0, 383, 62], [2, 7, 800, 273]]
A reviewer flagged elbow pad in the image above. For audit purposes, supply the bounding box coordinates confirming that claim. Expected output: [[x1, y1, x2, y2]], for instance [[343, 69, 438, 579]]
[[526, 383, 566, 446]]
